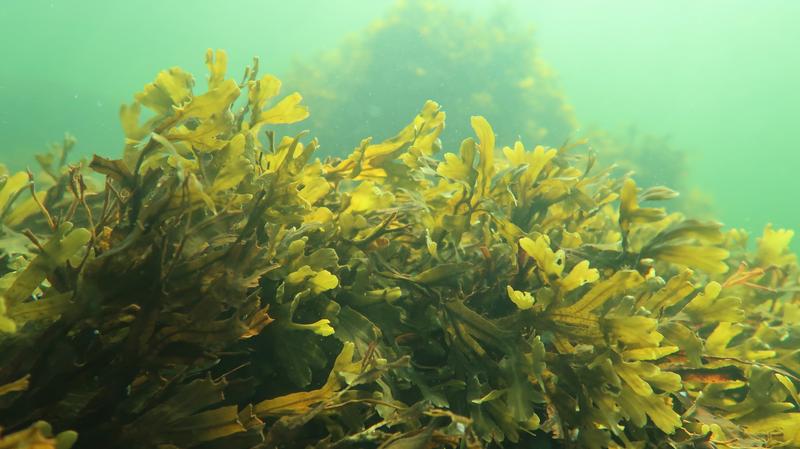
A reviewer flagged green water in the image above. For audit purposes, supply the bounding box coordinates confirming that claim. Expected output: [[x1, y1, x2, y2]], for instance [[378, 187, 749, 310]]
[[2, 0, 798, 243]]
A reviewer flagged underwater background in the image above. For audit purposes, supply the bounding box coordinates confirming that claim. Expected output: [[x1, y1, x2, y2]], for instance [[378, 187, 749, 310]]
[[2, 0, 799, 241], [5, 1, 800, 448]]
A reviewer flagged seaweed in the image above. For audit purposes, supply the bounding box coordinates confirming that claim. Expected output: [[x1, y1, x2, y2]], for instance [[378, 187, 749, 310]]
[[0, 49, 799, 449], [289, 0, 706, 216]]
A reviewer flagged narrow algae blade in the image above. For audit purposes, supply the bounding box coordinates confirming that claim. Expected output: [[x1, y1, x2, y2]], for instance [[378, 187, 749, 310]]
[[471, 115, 495, 197], [2, 223, 90, 309], [0, 375, 30, 396], [0, 172, 29, 219], [619, 178, 666, 235], [254, 343, 356, 417], [205, 48, 228, 89]]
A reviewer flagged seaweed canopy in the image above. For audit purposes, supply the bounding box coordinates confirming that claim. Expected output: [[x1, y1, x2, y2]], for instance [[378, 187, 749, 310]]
[[0, 50, 800, 449], [288, 0, 576, 156], [291, 0, 705, 218]]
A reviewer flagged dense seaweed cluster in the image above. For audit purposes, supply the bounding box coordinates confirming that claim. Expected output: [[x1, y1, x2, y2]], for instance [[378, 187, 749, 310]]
[[1, 51, 800, 449]]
